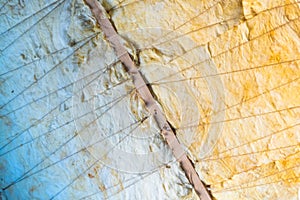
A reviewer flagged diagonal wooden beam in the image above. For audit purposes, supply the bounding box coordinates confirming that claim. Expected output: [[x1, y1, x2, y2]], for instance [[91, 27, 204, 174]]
[[84, 1, 212, 199]]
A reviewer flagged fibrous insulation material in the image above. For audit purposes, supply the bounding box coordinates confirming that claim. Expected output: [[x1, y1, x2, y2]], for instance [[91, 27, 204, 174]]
[[0, 0, 299, 199]]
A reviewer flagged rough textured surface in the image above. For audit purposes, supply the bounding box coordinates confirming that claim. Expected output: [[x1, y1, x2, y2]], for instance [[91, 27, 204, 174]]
[[84, 1, 211, 199], [0, 0, 299, 200]]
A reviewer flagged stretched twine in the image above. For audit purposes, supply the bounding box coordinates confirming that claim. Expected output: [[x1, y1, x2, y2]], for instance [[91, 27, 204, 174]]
[[84, 0, 212, 199]]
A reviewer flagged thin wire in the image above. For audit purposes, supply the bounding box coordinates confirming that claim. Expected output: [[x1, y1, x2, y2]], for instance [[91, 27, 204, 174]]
[[0, 34, 101, 151], [0, 0, 9, 12], [0, 0, 63, 36], [148, 16, 300, 87], [213, 164, 300, 193], [0, 0, 66, 52], [139, 1, 300, 52], [2, 116, 148, 191], [49, 116, 150, 200], [1, 0, 298, 198], [151, 58, 300, 85]]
